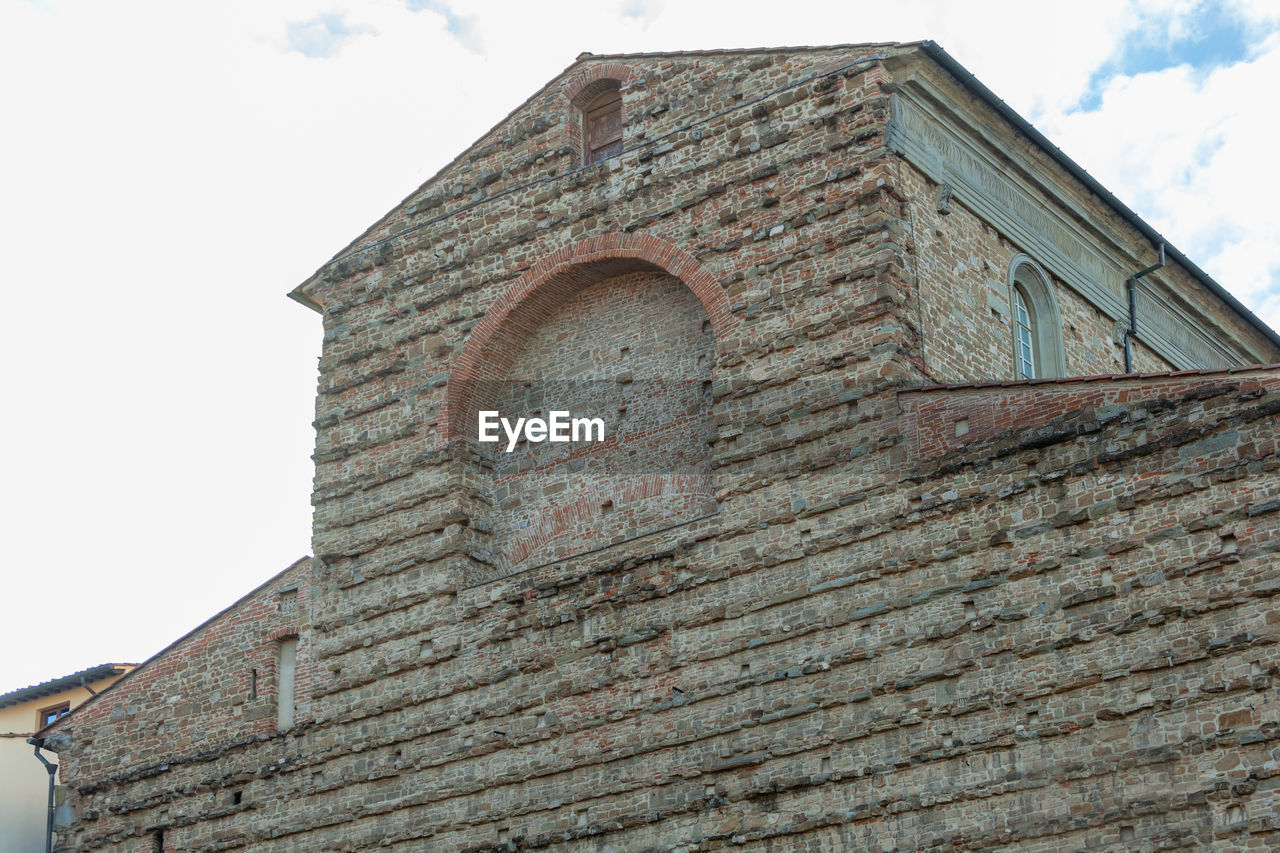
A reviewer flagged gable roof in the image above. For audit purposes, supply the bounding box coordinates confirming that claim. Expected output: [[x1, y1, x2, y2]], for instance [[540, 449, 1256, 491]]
[[287, 43, 907, 308], [36, 556, 310, 737], [286, 42, 1280, 353]]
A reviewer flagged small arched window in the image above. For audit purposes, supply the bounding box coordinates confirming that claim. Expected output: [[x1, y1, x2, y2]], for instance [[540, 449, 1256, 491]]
[[1007, 255, 1065, 379], [582, 84, 622, 165]]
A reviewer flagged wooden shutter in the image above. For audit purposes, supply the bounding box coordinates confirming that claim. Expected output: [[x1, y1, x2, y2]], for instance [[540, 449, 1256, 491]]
[[584, 90, 622, 165]]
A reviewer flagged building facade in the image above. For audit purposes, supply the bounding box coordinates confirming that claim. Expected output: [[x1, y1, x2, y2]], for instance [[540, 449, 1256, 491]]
[[43, 42, 1280, 851], [1, 664, 134, 853]]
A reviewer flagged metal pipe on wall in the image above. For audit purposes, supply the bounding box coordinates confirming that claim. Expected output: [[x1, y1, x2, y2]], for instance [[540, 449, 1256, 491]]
[[1124, 243, 1166, 373], [29, 738, 57, 853]]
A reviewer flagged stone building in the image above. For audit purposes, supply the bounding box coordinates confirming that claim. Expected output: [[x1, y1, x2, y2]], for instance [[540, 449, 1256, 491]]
[[40, 41, 1280, 851]]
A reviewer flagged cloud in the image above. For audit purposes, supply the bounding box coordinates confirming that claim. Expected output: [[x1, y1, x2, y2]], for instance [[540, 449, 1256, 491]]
[[285, 12, 371, 58], [406, 0, 483, 53], [621, 0, 664, 22], [1075, 0, 1258, 110], [1040, 24, 1280, 329]]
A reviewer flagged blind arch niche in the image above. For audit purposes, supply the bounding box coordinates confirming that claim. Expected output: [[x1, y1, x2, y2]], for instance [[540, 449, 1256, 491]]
[[445, 237, 732, 585]]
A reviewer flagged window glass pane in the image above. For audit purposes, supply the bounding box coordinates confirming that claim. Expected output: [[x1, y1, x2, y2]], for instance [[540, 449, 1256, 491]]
[[39, 703, 70, 727], [1014, 287, 1036, 379]]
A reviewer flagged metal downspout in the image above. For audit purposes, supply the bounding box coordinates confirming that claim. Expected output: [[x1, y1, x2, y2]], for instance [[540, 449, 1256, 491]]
[[29, 738, 57, 853], [1124, 243, 1166, 373]]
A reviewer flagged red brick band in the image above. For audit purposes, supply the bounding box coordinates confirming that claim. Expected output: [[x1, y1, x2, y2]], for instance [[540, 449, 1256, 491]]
[[504, 472, 711, 569]]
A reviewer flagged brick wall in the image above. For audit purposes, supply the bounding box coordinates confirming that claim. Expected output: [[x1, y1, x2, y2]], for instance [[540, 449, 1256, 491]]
[[470, 268, 715, 580]]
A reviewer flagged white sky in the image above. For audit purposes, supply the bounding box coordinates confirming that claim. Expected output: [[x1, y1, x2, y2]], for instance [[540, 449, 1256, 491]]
[[2, 0, 1278, 694]]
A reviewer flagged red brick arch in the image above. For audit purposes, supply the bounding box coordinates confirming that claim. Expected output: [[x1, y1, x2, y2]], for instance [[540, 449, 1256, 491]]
[[562, 62, 638, 109], [442, 233, 734, 444]]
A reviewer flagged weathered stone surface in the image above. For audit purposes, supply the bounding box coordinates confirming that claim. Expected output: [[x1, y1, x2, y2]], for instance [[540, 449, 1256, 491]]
[[42, 44, 1280, 853]]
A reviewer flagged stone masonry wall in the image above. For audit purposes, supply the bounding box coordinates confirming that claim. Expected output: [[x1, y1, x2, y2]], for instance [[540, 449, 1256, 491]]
[[302, 45, 916, 589], [51, 366, 1280, 851], [45, 45, 1280, 852], [46, 558, 313, 851], [299, 44, 926, 727], [483, 269, 716, 576], [899, 159, 1175, 381]]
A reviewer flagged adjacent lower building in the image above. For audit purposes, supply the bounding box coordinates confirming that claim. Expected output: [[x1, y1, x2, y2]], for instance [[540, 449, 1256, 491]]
[[1, 664, 134, 853], [40, 42, 1280, 851]]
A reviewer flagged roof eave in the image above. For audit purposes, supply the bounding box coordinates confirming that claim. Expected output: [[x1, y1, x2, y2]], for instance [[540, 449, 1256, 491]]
[[288, 286, 323, 315], [0, 664, 136, 710], [917, 40, 1280, 352]]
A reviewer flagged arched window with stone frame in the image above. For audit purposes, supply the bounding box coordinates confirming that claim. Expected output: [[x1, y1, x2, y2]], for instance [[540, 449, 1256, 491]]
[[1007, 254, 1065, 379]]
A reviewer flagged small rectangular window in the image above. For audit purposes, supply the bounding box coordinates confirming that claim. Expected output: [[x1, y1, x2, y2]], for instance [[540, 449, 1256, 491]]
[[584, 90, 622, 165], [37, 702, 71, 729]]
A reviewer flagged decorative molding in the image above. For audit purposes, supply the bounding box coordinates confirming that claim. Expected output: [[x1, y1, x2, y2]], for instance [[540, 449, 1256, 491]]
[[1134, 282, 1237, 370], [887, 79, 1240, 369]]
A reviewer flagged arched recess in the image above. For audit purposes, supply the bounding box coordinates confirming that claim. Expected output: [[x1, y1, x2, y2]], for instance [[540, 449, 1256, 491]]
[[444, 233, 735, 444], [1007, 254, 1065, 379], [444, 233, 732, 583]]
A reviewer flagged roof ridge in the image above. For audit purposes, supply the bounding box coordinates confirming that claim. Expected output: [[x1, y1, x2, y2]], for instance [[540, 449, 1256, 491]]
[[576, 42, 910, 61]]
